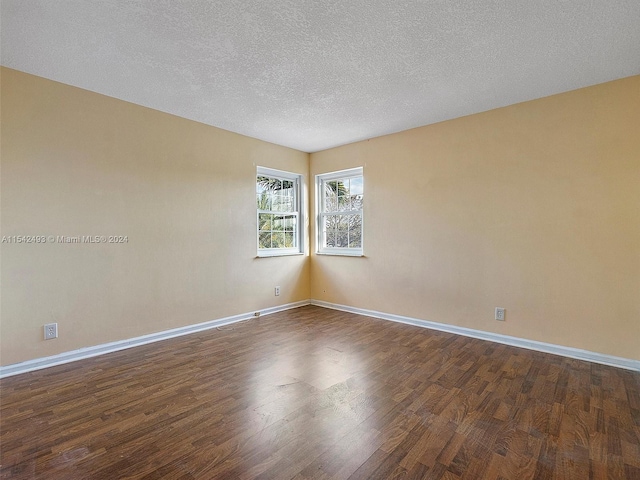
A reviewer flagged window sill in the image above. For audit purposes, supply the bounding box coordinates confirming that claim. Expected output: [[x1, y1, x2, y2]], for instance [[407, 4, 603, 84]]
[[256, 252, 305, 258], [315, 251, 365, 257]]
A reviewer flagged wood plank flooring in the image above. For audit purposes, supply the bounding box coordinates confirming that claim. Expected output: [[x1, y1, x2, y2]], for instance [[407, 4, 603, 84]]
[[1, 305, 639, 479]]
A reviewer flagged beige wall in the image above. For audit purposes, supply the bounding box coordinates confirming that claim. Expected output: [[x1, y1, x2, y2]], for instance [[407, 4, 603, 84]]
[[0, 67, 310, 366], [2, 68, 638, 367], [310, 76, 640, 361]]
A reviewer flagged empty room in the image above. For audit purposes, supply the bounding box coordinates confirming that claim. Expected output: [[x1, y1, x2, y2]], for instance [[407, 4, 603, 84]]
[[1, 1, 639, 479]]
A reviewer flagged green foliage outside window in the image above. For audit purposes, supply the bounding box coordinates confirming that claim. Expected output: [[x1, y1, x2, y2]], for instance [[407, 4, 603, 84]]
[[257, 175, 298, 250]]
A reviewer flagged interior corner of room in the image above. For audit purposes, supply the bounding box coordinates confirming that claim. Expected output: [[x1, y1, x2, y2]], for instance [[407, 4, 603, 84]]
[[1, 67, 639, 375]]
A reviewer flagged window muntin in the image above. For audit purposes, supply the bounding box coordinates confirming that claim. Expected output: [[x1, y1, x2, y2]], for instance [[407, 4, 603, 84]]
[[257, 167, 303, 256], [317, 168, 363, 256]]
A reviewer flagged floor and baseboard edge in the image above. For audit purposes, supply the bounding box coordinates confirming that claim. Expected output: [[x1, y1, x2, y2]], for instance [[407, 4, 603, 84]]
[[0, 300, 310, 379], [3, 300, 637, 378], [310, 299, 640, 372]]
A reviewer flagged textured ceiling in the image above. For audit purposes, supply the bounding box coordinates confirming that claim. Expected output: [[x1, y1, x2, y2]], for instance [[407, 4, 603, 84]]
[[1, 1, 639, 152]]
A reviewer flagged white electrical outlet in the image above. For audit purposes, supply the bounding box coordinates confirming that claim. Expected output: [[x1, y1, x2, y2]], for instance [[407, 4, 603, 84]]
[[44, 323, 58, 339], [495, 307, 505, 321], [275, 286, 280, 296]]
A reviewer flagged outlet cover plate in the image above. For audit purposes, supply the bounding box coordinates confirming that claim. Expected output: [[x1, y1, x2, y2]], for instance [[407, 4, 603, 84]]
[[495, 307, 505, 321], [44, 323, 58, 339]]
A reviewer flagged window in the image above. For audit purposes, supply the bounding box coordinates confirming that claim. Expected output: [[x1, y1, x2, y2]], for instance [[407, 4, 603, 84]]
[[257, 167, 303, 256], [316, 167, 363, 256]]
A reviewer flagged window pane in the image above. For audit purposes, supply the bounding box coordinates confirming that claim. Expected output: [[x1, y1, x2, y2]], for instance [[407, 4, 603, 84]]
[[348, 215, 362, 247], [325, 195, 337, 212], [338, 193, 351, 211], [323, 216, 336, 248], [350, 177, 363, 195], [271, 232, 285, 248], [325, 228, 335, 248], [284, 232, 295, 248], [257, 193, 272, 210], [283, 216, 294, 231], [324, 180, 338, 212], [282, 197, 293, 212], [256, 176, 270, 193], [282, 180, 294, 193], [273, 215, 285, 231], [271, 194, 281, 212], [259, 231, 271, 249], [324, 215, 336, 233], [336, 215, 348, 247], [327, 181, 337, 198], [338, 178, 349, 211], [258, 213, 272, 231]]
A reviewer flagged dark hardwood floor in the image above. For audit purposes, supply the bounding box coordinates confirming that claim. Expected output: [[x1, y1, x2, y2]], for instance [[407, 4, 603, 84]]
[[1, 305, 639, 479]]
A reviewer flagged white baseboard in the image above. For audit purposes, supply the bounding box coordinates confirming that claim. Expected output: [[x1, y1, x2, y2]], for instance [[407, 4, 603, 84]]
[[3, 299, 637, 378], [0, 300, 310, 379], [310, 299, 640, 372]]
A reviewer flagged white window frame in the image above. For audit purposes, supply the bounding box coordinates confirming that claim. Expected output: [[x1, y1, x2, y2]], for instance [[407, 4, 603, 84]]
[[316, 167, 364, 256], [257, 167, 304, 257]]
